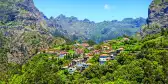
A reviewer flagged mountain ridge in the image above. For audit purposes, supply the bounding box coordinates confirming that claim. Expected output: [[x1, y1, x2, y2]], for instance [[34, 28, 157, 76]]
[[48, 14, 146, 42]]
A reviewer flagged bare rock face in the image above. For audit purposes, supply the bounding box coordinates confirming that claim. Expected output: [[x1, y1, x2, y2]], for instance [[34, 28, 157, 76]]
[[147, 0, 168, 28], [0, 0, 57, 64]]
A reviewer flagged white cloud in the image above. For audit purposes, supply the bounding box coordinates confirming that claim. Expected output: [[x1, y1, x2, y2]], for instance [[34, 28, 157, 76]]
[[104, 4, 110, 10]]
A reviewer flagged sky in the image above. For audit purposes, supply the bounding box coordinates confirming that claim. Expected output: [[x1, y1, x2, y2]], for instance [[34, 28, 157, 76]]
[[34, 0, 153, 22]]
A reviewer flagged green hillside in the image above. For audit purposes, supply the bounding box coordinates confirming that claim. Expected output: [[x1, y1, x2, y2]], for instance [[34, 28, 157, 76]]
[[2, 24, 168, 84]]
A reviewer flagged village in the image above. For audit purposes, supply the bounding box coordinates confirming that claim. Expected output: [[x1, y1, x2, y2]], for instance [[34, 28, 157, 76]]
[[39, 38, 130, 74]]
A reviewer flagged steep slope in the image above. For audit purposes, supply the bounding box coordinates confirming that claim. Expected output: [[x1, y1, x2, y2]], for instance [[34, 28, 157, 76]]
[[147, 0, 168, 27], [142, 0, 168, 36], [0, 33, 8, 82], [0, 0, 65, 64], [48, 15, 146, 42]]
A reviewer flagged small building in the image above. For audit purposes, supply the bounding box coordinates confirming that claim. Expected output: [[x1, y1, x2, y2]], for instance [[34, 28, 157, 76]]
[[93, 50, 101, 55], [103, 46, 110, 50], [116, 47, 124, 54], [74, 43, 80, 47], [81, 43, 90, 48], [68, 67, 77, 74], [119, 47, 124, 51], [116, 49, 121, 54], [99, 54, 109, 65], [81, 63, 91, 71], [62, 66, 68, 70], [104, 50, 113, 54], [75, 48, 84, 56], [87, 47, 94, 50], [83, 57, 89, 62], [85, 53, 93, 59], [123, 38, 130, 41], [110, 53, 116, 60], [59, 51, 68, 59], [76, 63, 91, 71], [70, 59, 82, 66]]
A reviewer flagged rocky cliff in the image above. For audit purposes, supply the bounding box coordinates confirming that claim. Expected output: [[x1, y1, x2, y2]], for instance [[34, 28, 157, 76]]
[[147, 0, 168, 27], [0, 0, 65, 64]]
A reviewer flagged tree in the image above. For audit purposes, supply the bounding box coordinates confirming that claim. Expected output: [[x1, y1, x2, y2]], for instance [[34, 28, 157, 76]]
[[87, 40, 96, 46]]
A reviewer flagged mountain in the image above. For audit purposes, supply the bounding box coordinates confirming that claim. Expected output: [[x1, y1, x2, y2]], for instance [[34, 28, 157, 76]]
[[147, 0, 168, 28], [48, 15, 146, 43], [0, 0, 66, 64], [147, 0, 168, 27], [0, 0, 146, 64], [142, 0, 168, 36]]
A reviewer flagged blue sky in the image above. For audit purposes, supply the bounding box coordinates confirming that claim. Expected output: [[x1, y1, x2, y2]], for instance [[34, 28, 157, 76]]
[[34, 0, 152, 22]]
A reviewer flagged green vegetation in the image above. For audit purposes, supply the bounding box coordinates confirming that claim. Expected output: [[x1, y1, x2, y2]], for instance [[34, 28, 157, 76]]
[[49, 15, 146, 43], [0, 32, 8, 83], [153, 0, 168, 5], [87, 40, 96, 46], [154, 0, 162, 5], [0, 25, 167, 83], [1, 0, 168, 83]]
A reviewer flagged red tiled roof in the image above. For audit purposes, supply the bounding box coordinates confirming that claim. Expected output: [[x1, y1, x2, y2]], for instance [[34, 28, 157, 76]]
[[100, 54, 109, 56], [60, 51, 68, 54], [76, 48, 84, 54], [119, 48, 124, 50], [81, 43, 89, 47], [94, 50, 100, 52]]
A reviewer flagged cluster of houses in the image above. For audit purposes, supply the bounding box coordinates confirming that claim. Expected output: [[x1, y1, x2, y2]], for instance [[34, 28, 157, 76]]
[[96, 44, 124, 65], [40, 49, 69, 59], [64, 58, 92, 74], [99, 47, 124, 65], [40, 39, 127, 74]]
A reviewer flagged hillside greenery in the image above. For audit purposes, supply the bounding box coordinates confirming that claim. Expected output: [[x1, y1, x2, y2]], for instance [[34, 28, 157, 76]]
[[0, 32, 9, 83], [0, 24, 168, 84]]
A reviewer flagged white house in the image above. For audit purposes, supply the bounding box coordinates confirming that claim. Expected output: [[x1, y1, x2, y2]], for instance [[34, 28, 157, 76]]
[[99, 54, 110, 65], [68, 67, 77, 74]]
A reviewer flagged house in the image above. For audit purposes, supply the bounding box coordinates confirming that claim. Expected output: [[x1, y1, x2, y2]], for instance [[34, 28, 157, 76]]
[[102, 46, 112, 52], [93, 50, 101, 55], [74, 43, 80, 47], [116, 49, 121, 54], [76, 63, 84, 70], [68, 67, 77, 74], [103, 46, 110, 50], [59, 51, 68, 59], [116, 47, 124, 54], [75, 48, 84, 56], [87, 47, 94, 50], [80, 63, 91, 71], [110, 53, 116, 60], [62, 66, 68, 70], [85, 53, 93, 59], [83, 57, 89, 62], [123, 38, 130, 41], [81, 43, 90, 48], [99, 54, 110, 65], [104, 50, 113, 54], [70, 59, 82, 66], [76, 63, 91, 71]]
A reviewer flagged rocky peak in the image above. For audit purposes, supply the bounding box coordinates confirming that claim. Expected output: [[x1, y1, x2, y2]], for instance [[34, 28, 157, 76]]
[[18, 0, 36, 13], [147, 0, 168, 27], [0, 0, 57, 64]]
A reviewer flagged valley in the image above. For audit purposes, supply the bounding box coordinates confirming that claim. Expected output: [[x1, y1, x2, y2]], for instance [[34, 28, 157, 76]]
[[1, 0, 168, 83]]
